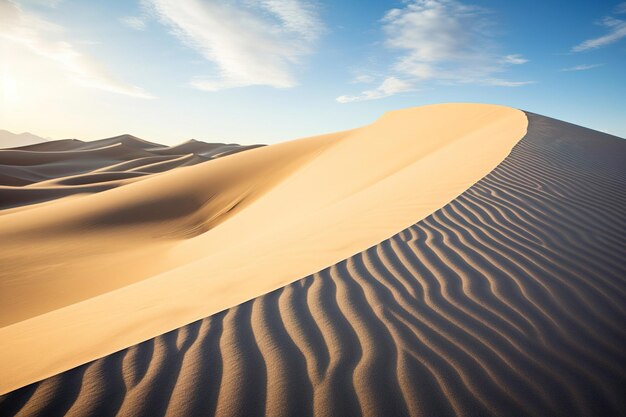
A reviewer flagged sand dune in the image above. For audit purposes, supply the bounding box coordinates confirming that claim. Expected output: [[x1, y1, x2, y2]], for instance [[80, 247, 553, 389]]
[[0, 111, 623, 416], [0, 104, 529, 395], [0, 136, 255, 209]]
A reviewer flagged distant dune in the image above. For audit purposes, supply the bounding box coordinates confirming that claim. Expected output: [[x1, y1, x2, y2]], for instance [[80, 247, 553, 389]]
[[0, 133, 260, 206], [0, 130, 47, 149], [0, 104, 624, 417]]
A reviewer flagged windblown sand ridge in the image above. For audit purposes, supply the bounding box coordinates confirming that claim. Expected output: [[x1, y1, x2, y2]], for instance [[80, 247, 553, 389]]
[[0, 104, 528, 394], [0, 135, 259, 203], [1, 106, 625, 417]]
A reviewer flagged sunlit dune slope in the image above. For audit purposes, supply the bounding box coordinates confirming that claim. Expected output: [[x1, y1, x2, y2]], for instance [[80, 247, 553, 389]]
[[0, 103, 527, 394]]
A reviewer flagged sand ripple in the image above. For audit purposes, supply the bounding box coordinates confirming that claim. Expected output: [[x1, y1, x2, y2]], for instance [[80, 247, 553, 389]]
[[1, 113, 625, 416]]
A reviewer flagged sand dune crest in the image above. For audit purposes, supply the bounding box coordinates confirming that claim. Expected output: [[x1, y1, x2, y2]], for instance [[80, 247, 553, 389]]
[[0, 104, 527, 394], [1, 112, 624, 416]]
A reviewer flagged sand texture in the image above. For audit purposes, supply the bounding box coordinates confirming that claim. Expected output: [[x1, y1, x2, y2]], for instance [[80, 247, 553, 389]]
[[1, 108, 625, 416], [0, 135, 260, 202], [0, 104, 528, 394]]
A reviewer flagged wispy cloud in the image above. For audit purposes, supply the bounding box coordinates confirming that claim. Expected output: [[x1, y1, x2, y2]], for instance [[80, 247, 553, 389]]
[[0, 0, 153, 98], [337, 0, 531, 103], [572, 6, 626, 52], [350, 73, 377, 84], [561, 63, 604, 72], [502, 54, 528, 65], [144, 0, 323, 91], [482, 79, 534, 87], [614, 2, 626, 15], [337, 77, 414, 103], [119, 16, 147, 31]]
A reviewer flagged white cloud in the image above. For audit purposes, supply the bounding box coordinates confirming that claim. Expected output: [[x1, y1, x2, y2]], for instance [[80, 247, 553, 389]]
[[502, 54, 528, 65], [258, 0, 322, 42], [350, 73, 376, 84], [572, 15, 626, 52], [482, 78, 534, 87], [0, 0, 153, 98], [336, 77, 414, 103], [337, 0, 531, 103], [119, 16, 147, 31], [561, 63, 604, 72], [615, 2, 626, 14], [144, 0, 323, 91]]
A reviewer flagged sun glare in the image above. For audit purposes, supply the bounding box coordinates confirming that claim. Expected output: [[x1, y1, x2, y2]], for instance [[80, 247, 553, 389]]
[[1, 73, 19, 106]]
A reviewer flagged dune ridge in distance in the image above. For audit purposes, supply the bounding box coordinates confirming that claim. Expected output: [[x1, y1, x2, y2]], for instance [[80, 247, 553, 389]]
[[0, 135, 260, 204], [0, 106, 624, 417]]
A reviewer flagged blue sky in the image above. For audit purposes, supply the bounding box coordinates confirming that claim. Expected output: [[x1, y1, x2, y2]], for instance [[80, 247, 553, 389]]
[[1, 0, 625, 144]]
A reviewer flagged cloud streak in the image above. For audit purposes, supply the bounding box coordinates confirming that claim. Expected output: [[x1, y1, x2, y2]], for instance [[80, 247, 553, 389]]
[[144, 0, 323, 91], [119, 16, 147, 31], [0, 0, 153, 98], [561, 63, 604, 72], [572, 8, 626, 52], [337, 0, 531, 103], [337, 77, 414, 103], [502, 54, 528, 65]]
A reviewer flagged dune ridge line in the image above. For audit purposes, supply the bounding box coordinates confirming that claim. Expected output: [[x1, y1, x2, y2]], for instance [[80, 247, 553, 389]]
[[0, 103, 527, 394], [1, 112, 624, 416]]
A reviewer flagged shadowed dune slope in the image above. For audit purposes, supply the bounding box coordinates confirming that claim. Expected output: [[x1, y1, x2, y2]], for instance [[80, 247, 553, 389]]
[[0, 135, 257, 209], [1, 113, 624, 416], [0, 104, 528, 394]]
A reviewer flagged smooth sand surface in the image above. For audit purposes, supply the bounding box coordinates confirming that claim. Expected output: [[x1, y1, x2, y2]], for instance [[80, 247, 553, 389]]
[[0, 104, 528, 395], [1, 112, 624, 416]]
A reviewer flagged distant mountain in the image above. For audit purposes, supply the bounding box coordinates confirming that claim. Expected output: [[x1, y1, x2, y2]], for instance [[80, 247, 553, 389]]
[[0, 130, 47, 149]]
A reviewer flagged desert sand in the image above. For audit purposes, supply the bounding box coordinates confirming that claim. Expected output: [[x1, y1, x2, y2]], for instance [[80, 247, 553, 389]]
[[0, 104, 625, 416]]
